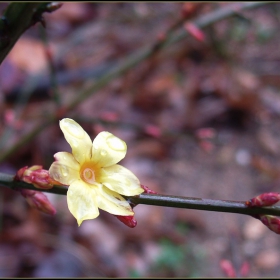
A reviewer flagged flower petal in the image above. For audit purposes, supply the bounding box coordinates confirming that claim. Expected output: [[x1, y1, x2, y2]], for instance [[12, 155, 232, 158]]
[[99, 164, 144, 196], [96, 184, 133, 216], [91, 131, 127, 167], [67, 180, 99, 226], [49, 152, 80, 185], [60, 118, 92, 164]]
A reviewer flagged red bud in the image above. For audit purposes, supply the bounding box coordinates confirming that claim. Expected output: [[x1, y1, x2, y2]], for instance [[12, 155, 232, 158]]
[[184, 22, 205, 42], [19, 189, 56, 215], [246, 193, 280, 207], [220, 259, 236, 277], [115, 214, 137, 228], [259, 215, 280, 234], [141, 184, 157, 194]]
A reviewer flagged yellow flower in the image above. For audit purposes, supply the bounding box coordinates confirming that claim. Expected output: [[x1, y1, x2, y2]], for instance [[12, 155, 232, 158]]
[[49, 118, 144, 226]]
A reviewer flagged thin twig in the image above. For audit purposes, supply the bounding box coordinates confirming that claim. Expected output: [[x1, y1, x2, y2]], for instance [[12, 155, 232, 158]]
[[40, 24, 61, 107]]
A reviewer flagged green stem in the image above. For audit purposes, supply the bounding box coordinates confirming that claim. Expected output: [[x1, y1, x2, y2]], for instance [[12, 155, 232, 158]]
[[0, 172, 279, 217]]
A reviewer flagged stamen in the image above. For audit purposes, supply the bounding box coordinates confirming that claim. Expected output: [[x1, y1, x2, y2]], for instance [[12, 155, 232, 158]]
[[81, 167, 96, 184]]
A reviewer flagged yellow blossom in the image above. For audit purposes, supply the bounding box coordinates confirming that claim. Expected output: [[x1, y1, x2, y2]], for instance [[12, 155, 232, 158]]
[[49, 118, 144, 226]]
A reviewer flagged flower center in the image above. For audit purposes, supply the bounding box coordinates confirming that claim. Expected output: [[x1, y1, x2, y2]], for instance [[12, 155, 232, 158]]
[[80, 163, 97, 184]]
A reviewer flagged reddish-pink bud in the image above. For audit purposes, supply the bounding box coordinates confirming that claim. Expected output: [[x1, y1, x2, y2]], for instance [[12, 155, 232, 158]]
[[15, 165, 62, 189], [115, 214, 137, 228], [195, 128, 216, 139], [141, 184, 157, 194], [259, 215, 280, 234], [246, 193, 280, 207], [157, 32, 166, 42], [115, 184, 157, 227], [15, 166, 28, 181], [220, 259, 236, 277], [4, 109, 15, 125], [4, 109, 23, 129], [100, 112, 119, 122], [240, 261, 250, 277], [19, 189, 56, 216], [144, 125, 162, 138], [199, 140, 214, 153], [181, 3, 197, 18], [184, 22, 205, 42], [181, 3, 203, 19]]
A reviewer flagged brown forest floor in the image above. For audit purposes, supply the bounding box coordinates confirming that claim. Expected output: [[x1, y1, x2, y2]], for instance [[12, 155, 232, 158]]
[[1, 2, 280, 277]]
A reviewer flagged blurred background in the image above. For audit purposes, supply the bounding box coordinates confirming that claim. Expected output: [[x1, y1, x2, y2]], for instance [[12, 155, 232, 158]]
[[1, 2, 280, 277]]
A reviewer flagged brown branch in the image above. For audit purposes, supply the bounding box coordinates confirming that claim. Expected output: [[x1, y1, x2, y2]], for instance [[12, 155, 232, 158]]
[[0, 2, 62, 64]]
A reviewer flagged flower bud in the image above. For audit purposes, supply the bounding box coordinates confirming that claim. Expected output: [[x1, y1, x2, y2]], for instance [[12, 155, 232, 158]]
[[114, 184, 157, 227], [184, 22, 205, 42], [240, 261, 250, 277], [259, 215, 280, 234], [144, 125, 162, 138], [195, 128, 216, 139], [115, 214, 137, 228], [15, 165, 62, 189], [246, 192, 280, 207], [220, 259, 250, 277], [19, 189, 56, 216], [141, 184, 157, 194], [220, 259, 236, 277]]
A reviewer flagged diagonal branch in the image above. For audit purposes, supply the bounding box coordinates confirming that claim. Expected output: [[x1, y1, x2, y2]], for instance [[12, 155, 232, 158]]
[[0, 2, 62, 64]]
